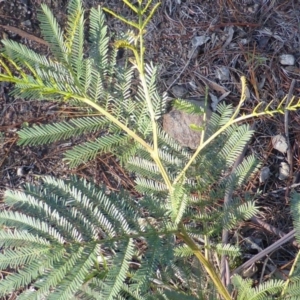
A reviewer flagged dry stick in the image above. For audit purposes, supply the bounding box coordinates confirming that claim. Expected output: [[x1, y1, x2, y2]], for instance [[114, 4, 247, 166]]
[[284, 79, 296, 200], [285, 79, 295, 167], [232, 229, 296, 275], [251, 216, 299, 248], [0, 25, 49, 46], [220, 124, 255, 286], [262, 182, 300, 195]]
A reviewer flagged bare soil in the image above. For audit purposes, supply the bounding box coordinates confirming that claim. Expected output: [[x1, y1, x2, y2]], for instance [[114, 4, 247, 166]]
[[1, 0, 300, 294]]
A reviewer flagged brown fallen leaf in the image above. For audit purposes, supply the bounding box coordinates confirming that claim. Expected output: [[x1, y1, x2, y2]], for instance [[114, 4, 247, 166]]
[[0, 24, 49, 47]]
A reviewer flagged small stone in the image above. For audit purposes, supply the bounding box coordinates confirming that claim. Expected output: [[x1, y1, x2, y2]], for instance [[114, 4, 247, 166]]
[[279, 54, 295, 66], [272, 134, 288, 153], [278, 162, 289, 180], [259, 166, 270, 183]]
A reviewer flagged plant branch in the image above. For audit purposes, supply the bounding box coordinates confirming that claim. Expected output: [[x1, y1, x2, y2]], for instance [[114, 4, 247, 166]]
[[108, 1, 171, 191], [281, 246, 300, 298], [173, 77, 300, 185], [74, 94, 172, 190], [177, 223, 232, 300]]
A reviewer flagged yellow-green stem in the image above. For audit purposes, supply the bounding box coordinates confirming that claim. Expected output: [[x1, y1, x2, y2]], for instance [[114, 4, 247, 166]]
[[130, 2, 171, 190], [77, 96, 151, 150], [75, 95, 173, 191], [178, 223, 232, 300], [281, 249, 300, 298], [230, 76, 247, 121], [173, 80, 290, 185]]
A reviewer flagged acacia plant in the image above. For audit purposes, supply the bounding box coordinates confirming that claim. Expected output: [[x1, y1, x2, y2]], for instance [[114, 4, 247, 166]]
[[1, 0, 300, 299]]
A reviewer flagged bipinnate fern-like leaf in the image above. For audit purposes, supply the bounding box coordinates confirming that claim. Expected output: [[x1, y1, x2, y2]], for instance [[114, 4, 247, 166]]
[[65, 0, 85, 78], [89, 4, 109, 74], [39, 4, 68, 64], [17, 116, 109, 146], [282, 280, 300, 299], [0, 176, 180, 299], [169, 179, 189, 225], [2, 39, 63, 71], [1, 175, 221, 299], [103, 240, 137, 299], [174, 243, 240, 259], [223, 155, 259, 192], [0, 0, 167, 168], [219, 124, 254, 166], [284, 192, 300, 299], [63, 134, 130, 167], [232, 274, 284, 300], [291, 192, 300, 245], [173, 99, 206, 115], [0, 0, 274, 298]]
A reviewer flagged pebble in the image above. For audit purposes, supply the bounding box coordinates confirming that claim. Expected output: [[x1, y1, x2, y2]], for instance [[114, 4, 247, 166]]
[[272, 134, 288, 154], [279, 54, 295, 66], [278, 162, 289, 180], [259, 166, 270, 183]]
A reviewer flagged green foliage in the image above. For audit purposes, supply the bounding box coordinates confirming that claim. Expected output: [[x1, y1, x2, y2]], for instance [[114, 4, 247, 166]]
[[232, 275, 285, 300], [278, 192, 300, 299], [230, 191, 300, 299], [0, 0, 299, 299], [173, 99, 206, 115]]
